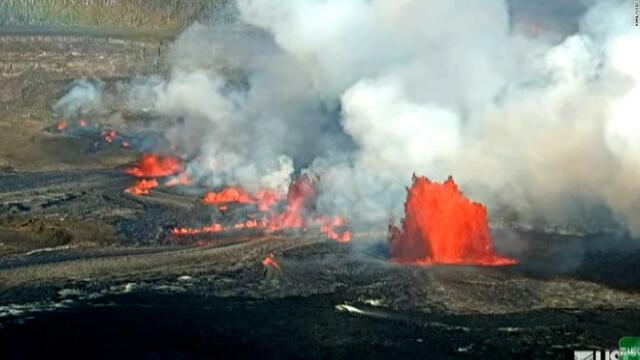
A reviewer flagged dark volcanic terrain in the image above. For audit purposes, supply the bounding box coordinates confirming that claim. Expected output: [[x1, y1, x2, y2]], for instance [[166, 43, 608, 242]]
[[1, 165, 640, 359], [1, 9, 640, 360]]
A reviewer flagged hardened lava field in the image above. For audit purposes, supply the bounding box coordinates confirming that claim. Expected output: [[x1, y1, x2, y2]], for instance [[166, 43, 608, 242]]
[[2, 3, 640, 359]]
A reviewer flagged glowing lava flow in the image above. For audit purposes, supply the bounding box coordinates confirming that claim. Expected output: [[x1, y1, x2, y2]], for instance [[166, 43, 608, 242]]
[[123, 154, 189, 196], [262, 252, 281, 269], [172, 175, 351, 242], [202, 186, 250, 204], [56, 120, 67, 131], [388, 175, 516, 266], [265, 175, 315, 230], [165, 172, 192, 187], [316, 216, 352, 243], [125, 178, 159, 195], [126, 153, 183, 178], [98, 128, 130, 148], [171, 223, 224, 235], [252, 189, 282, 211], [101, 129, 117, 144], [201, 187, 282, 211]]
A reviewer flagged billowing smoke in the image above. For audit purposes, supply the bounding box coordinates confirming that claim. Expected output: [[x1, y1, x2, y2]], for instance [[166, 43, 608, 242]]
[[53, 79, 104, 118], [235, 0, 639, 233], [56, 0, 640, 236], [116, 22, 357, 193]]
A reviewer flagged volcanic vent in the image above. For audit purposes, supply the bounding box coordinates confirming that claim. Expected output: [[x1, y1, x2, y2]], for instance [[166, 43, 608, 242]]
[[388, 175, 516, 266]]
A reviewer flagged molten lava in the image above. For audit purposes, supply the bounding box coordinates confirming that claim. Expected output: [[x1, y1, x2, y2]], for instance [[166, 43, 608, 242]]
[[265, 175, 315, 230], [316, 216, 352, 243], [172, 223, 224, 235], [96, 128, 130, 148], [126, 153, 183, 178], [172, 175, 351, 242], [101, 129, 117, 144], [56, 120, 67, 131], [253, 190, 282, 211], [124, 178, 159, 196], [388, 175, 516, 266], [123, 154, 188, 197], [201, 187, 282, 211], [165, 172, 191, 187], [262, 252, 281, 270], [202, 187, 252, 206]]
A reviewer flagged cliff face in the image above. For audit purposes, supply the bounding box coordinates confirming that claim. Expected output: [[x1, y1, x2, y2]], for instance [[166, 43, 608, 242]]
[[0, 33, 159, 171], [0, 0, 236, 110], [0, 1, 238, 169], [0, 0, 235, 30], [0, 35, 169, 110]]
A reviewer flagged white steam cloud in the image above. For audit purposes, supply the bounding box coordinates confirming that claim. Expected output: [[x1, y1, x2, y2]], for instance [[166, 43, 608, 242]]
[[56, 0, 640, 235], [53, 79, 104, 118]]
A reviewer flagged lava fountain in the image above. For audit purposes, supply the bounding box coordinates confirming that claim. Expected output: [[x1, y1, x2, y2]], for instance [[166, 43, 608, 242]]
[[124, 178, 159, 195], [124, 153, 189, 196], [201, 186, 281, 211], [388, 175, 516, 266], [126, 153, 183, 178], [172, 174, 351, 243]]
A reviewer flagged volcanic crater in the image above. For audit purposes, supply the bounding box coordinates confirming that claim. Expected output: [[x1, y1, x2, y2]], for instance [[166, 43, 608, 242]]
[[1, 4, 640, 360]]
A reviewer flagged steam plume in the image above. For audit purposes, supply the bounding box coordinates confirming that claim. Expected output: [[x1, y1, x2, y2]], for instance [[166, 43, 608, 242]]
[[56, 0, 640, 236]]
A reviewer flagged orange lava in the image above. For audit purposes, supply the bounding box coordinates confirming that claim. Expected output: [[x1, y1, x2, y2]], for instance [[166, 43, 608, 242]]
[[165, 172, 191, 187], [172, 175, 351, 242], [171, 223, 224, 235], [316, 216, 352, 243], [101, 129, 117, 144], [126, 153, 183, 178], [252, 189, 282, 211], [262, 252, 281, 269], [202, 187, 252, 205], [201, 187, 282, 211], [124, 178, 159, 196], [124, 154, 187, 196], [264, 175, 316, 231], [388, 175, 516, 266], [56, 120, 67, 131]]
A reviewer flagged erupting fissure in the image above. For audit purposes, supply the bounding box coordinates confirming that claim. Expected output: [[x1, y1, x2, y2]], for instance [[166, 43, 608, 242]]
[[201, 187, 282, 212], [126, 153, 183, 178], [124, 179, 159, 195], [54, 120, 131, 148], [388, 175, 516, 266], [56, 120, 67, 131], [101, 129, 117, 144], [124, 153, 190, 195], [172, 175, 351, 243], [120, 153, 350, 242], [262, 252, 281, 270]]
